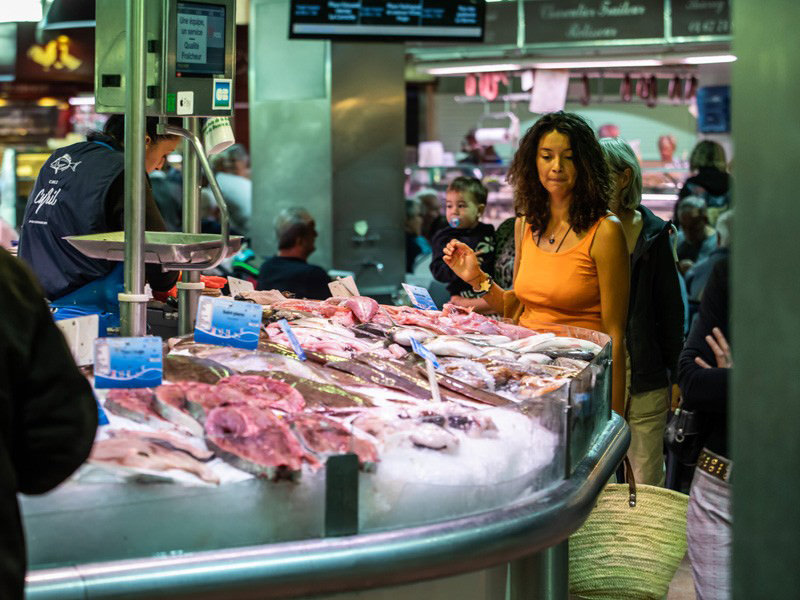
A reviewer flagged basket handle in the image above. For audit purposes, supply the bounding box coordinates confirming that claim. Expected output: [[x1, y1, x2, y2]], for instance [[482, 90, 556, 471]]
[[623, 456, 637, 507], [622, 387, 638, 507]]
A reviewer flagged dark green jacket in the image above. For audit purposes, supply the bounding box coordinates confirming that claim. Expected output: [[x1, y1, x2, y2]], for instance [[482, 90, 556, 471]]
[[0, 249, 97, 598], [627, 205, 685, 394]]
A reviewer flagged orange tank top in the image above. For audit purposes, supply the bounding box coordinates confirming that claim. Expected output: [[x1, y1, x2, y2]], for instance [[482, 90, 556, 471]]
[[515, 216, 608, 332]]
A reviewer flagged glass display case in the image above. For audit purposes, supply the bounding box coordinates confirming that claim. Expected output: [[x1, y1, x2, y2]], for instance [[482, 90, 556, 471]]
[[23, 326, 626, 600]]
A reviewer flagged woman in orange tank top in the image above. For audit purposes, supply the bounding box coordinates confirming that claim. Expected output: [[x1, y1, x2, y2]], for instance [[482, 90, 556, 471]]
[[442, 112, 630, 415]]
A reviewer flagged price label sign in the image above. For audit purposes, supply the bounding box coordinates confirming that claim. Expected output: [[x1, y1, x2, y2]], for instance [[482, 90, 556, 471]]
[[402, 283, 438, 311], [410, 337, 441, 369], [328, 275, 360, 298], [227, 276, 255, 297], [194, 296, 262, 350], [278, 319, 307, 361], [55, 314, 99, 366], [93, 337, 163, 389]]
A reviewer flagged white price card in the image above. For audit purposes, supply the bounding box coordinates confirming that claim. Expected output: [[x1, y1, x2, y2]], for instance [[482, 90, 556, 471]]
[[227, 276, 255, 297], [56, 314, 99, 367], [328, 275, 360, 298]]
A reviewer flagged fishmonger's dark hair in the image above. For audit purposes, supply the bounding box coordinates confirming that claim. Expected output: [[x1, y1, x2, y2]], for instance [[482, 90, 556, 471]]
[[508, 111, 611, 234], [101, 114, 182, 146]]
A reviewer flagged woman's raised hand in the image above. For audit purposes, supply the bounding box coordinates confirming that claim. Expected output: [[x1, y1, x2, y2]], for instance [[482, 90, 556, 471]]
[[443, 239, 482, 284]]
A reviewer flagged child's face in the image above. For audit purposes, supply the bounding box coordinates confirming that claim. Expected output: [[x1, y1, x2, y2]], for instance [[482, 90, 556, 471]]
[[445, 190, 484, 229]]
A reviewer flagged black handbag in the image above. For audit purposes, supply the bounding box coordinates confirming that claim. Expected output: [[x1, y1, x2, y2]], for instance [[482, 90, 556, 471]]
[[664, 404, 703, 465]]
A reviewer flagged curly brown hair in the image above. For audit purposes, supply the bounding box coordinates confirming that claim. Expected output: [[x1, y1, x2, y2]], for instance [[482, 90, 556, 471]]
[[508, 111, 611, 234]]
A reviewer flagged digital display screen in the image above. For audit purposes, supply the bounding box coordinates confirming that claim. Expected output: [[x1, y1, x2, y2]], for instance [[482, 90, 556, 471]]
[[176, 2, 226, 78], [289, 1, 485, 42]]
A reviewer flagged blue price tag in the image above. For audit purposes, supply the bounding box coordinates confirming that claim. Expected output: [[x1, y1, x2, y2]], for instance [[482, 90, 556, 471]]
[[402, 283, 438, 311], [194, 296, 261, 350], [278, 319, 307, 361], [96, 395, 110, 425], [410, 337, 440, 369], [93, 337, 163, 389]]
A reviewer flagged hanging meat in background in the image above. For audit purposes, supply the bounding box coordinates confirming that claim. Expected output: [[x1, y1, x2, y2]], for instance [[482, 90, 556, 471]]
[[684, 76, 698, 100], [636, 75, 651, 101], [620, 73, 633, 101], [580, 74, 591, 106], [647, 75, 658, 107], [669, 75, 684, 101], [464, 73, 477, 96]]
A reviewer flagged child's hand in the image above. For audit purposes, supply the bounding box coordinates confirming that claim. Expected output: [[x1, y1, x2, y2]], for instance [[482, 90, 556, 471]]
[[443, 239, 482, 284]]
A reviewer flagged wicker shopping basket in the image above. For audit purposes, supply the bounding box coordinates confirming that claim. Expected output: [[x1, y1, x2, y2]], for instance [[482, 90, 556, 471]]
[[569, 458, 689, 600]]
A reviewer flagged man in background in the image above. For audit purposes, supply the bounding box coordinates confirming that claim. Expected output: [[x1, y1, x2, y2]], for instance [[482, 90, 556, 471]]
[[256, 207, 330, 300]]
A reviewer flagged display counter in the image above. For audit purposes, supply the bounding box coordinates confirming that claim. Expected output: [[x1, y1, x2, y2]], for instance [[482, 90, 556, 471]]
[[23, 303, 626, 599], [24, 414, 627, 600]]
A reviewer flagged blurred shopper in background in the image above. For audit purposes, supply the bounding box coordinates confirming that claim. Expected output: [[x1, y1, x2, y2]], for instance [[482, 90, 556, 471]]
[[416, 189, 447, 242], [657, 134, 678, 164], [405, 197, 431, 273], [201, 144, 252, 238], [675, 196, 718, 275], [678, 256, 731, 600], [686, 209, 733, 305], [601, 137, 684, 486], [257, 207, 330, 300], [676, 140, 732, 226], [597, 123, 620, 138], [458, 129, 501, 165], [1, 248, 97, 599], [149, 162, 183, 232], [0, 217, 17, 250]]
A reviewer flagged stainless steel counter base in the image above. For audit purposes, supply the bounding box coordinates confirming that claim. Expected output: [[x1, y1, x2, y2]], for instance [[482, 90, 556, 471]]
[[25, 414, 628, 600]]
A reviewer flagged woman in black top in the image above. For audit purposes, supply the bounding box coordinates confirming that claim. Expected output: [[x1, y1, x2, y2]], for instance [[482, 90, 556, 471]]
[[678, 256, 731, 600]]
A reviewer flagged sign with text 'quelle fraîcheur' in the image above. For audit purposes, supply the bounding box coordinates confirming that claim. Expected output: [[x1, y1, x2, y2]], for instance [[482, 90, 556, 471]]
[[93, 337, 163, 389], [194, 296, 262, 350]]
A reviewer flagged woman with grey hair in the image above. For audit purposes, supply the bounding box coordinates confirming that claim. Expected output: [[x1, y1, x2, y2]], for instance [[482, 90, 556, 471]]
[[601, 136, 685, 486]]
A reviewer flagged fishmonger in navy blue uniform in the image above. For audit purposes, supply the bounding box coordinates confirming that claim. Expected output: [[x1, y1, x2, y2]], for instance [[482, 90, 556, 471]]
[[18, 115, 181, 300]]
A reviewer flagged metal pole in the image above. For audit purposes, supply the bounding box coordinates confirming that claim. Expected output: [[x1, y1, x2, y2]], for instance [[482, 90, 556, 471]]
[[120, 0, 147, 337], [178, 118, 201, 335], [509, 541, 569, 600]]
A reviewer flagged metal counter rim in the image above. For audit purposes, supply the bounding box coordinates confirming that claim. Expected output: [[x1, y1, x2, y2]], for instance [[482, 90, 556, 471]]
[[25, 415, 629, 600]]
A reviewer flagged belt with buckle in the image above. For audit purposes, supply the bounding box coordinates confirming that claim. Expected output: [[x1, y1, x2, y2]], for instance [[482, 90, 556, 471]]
[[697, 449, 732, 482]]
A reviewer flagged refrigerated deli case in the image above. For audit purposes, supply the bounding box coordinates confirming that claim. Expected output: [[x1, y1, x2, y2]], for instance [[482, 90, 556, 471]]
[[22, 322, 628, 600]]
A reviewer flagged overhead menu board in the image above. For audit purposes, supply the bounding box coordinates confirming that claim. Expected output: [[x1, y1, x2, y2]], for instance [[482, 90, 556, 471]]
[[671, 0, 731, 37], [289, 1, 486, 42], [525, 0, 665, 44]]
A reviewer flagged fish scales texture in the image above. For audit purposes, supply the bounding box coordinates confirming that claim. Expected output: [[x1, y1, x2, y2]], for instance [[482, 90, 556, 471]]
[[327, 359, 431, 399], [163, 354, 234, 384]]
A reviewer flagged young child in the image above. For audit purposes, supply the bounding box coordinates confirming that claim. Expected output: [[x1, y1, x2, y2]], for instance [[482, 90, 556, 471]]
[[430, 176, 495, 300]]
